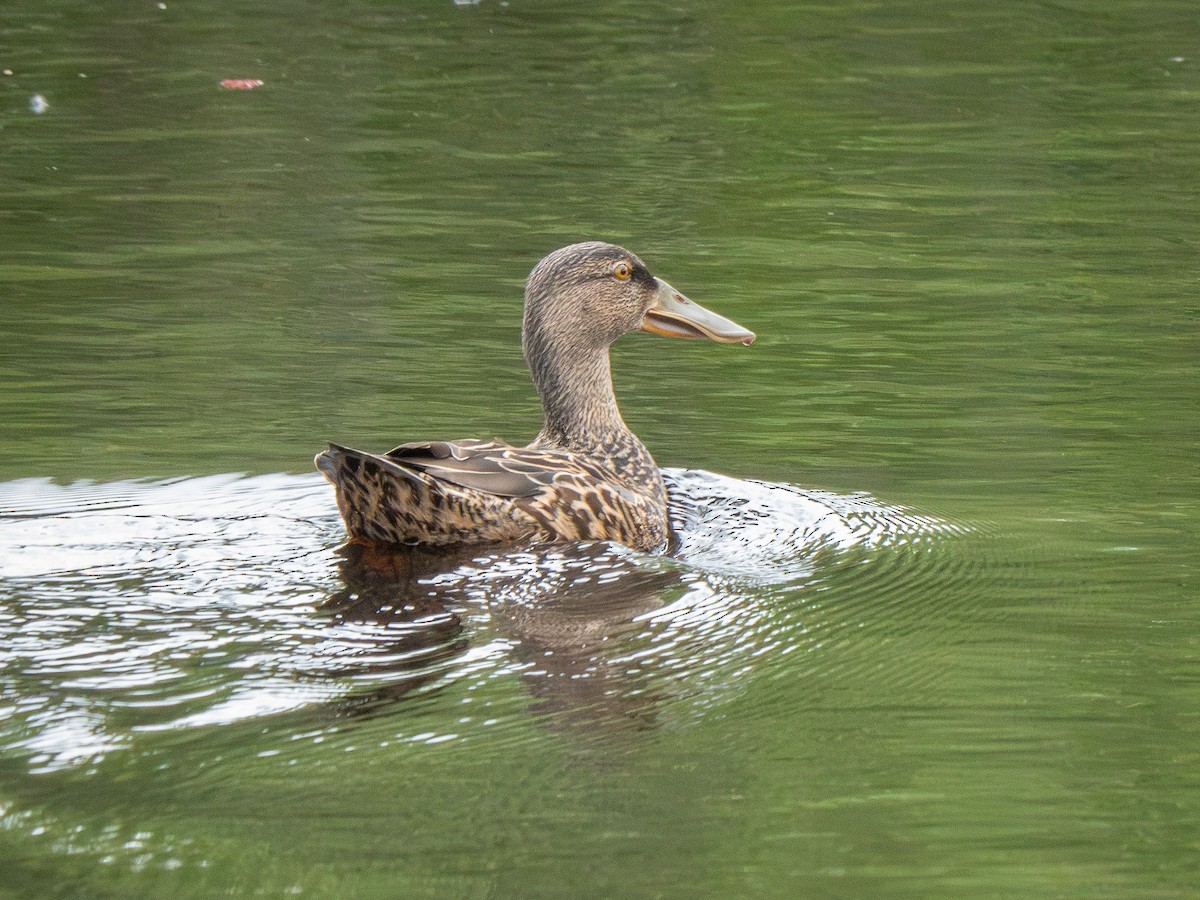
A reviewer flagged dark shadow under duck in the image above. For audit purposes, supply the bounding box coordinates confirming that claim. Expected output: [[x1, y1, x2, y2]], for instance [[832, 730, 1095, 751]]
[[315, 538, 687, 734], [315, 241, 754, 552]]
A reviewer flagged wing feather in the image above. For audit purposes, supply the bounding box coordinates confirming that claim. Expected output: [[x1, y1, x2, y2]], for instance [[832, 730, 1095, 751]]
[[384, 439, 599, 499]]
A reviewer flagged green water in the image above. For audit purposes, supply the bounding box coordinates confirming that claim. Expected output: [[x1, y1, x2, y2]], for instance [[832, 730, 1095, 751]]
[[2, 1, 1198, 897]]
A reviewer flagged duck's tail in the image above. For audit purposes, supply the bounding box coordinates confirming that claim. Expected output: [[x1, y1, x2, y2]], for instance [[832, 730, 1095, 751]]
[[314, 442, 355, 481], [316, 443, 425, 543], [315, 442, 529, 546]]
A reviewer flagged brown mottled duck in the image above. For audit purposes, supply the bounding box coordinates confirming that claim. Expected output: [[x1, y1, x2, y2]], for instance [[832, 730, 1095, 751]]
[[315, 241, 754, 552]]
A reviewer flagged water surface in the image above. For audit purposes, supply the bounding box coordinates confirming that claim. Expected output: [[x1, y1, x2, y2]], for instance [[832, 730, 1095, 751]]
[[1, 0, 1197, 897]]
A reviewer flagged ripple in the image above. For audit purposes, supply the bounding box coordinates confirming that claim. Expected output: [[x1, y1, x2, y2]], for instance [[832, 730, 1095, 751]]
[[0, 469, 974, 771], [665, 468, 965, 580]]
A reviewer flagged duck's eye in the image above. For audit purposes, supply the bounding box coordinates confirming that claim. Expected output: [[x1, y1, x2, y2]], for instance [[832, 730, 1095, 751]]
[[613, 262, 632, 281]]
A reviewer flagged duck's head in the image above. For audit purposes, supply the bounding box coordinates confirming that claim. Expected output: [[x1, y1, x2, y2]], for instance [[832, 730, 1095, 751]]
[[522, 242, 755, 365]]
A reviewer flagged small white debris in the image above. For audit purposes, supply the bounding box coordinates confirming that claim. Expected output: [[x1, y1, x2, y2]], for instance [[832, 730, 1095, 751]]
[[29, 94, 49, 114], [2, 69, 13, 76]]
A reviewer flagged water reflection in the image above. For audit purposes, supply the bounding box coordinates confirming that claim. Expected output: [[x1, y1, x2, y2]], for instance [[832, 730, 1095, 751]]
[[0, 470, 957, 773], [325, 540, 683, 735]]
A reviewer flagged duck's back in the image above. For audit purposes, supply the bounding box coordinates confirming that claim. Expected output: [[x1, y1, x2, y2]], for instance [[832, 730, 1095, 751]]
[[315, 439, 669, 550]]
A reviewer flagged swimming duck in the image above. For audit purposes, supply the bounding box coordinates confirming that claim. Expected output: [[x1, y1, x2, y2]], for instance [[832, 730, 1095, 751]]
[[315, 241, 754, 552]]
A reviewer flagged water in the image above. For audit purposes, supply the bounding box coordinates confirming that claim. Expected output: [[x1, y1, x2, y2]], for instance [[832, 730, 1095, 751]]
[[0, 470, 952, 754], [0, 471, 971, 893], [2, 0, 1198, 896]]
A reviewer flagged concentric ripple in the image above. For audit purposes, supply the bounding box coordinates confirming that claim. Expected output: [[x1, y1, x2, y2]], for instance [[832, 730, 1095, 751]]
[[0, 469, 974, 772]]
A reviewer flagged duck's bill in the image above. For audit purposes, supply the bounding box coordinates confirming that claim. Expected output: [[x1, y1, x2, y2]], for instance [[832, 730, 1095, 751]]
[[641, 278, 755, 346]]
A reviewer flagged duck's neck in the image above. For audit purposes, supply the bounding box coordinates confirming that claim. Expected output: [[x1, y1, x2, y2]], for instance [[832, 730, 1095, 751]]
[[528, 342, 630, 451], [523, 314, 665, 503], [529, 348, 664, 501]]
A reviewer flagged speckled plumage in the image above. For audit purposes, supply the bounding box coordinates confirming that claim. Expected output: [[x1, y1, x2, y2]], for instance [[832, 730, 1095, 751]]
[[316, 242, 754, 552]]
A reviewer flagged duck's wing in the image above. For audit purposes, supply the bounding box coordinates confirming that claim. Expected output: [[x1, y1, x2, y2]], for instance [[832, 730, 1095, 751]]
[[315, 440, 531, 546], [386, 441, 672, 549], [385, 438, 605, 498], [317, 440, 664, 549]]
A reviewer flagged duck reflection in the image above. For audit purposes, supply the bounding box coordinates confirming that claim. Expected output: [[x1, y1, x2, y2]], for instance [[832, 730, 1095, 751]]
[[320, 539, 685, 735]]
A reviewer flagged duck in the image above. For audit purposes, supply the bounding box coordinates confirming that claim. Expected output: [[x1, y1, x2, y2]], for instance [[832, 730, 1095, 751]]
[[315, 241, 754, 552]]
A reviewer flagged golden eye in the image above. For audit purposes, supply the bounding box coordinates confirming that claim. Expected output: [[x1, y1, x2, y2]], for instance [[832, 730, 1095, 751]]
[[613, 262, 632, 281]]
